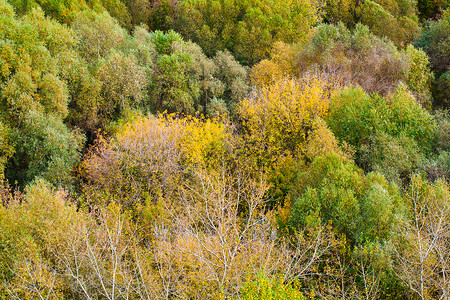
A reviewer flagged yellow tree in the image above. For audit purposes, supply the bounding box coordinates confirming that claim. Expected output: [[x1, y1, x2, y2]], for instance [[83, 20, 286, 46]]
[[239, 76, 337, 164]]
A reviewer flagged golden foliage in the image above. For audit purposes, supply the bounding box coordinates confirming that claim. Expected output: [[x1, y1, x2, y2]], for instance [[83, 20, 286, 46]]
[[239, 76, 336, 162], [249, 42, 295, 87], [180, 115, 231, 169], [250, 59, 284, 87], [305, 117, 353, 162]]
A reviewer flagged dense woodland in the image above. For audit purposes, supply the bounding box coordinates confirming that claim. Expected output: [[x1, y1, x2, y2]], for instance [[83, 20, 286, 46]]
[[0, 0, 449, 298]]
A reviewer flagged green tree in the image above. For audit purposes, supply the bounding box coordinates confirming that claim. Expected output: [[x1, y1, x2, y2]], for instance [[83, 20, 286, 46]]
[[289, 153, 403, 243], [72, 10, 127, 63], [148, 30, 247, 115], [174, 0, 320, 65], [0, 2, 84, 187], [417, 0, 449, 20], [415, 9, 450, 107], [96, 50, 148, 119], [327, 85, 437, 182], [359, 0, 420, 47], [323, 0, 421, 47]]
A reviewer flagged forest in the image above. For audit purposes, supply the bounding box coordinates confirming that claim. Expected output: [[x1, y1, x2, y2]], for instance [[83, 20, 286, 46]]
[[0, 0, 449, 298]]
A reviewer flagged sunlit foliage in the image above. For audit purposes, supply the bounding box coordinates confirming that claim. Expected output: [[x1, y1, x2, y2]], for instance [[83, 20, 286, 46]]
[[297, 24, 432, 104], [239, 76, 335, 163], [251, 24, 433, 106]]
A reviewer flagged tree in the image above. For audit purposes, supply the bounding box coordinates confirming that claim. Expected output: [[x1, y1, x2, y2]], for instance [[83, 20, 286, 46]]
[[0, 179, 81, 298], [395, 175, 450, 299], [294, 24, 432, 101], [239, 76, 335, 163], [174, 0, 320, 65], [6, 0, 133, 28], [415, 10, 450, 108], [289, 153, 403, 244], [72, 10, 127, 64], [147, 30, 247, 115], [327, 85, 436, 182], [81, 114, 186, 208], [96, 50, 148, 120], [322, 0, 421, 47], [417, 0, 449, 20], [0, 2, 84, 187], [359, 0, 420, 47]]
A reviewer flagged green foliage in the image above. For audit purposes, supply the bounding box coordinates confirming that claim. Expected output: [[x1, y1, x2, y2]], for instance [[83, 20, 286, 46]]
[[69, 13, 248, 129], [6, 111, 84, 187], [213, 50, 249, 113], [423, 110, 450, 180], [359, 0, 420, 47], [323, 0, 420, 46], [148, 31, 201, 114], [207, 97, 229, 118], [360, 173, 404, 241], [366, 131, 425, 182], [415, 9, 450, 107], [148, 30, 248, 115], [99, 0, 132, 28], [0, 1, 84, 187], [322, 0, 359, 26], [58, 49, 103, 135], [96, 50, 148, 118], [290, 153, 403, 243], [0, 178, 80, 298], [174, 0, 320, 65], [70, 10, 149, 132], [5, 0, 133, 28], [435, 109, 450, 152], [6, 0, 91, 23], [417, 12, 450, 74], [404, 44, 434, 106], [72, 10, 127, 63], [147, 0, 176, 31], [327, 85, 437, 182], [417, 0, 449, 20], [290, 154, 364, 242], [0, 0, 448, 298]]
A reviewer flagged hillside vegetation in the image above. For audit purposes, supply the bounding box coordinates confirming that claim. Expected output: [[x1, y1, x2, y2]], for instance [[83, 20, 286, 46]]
[[0, 0, 449, 298]]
